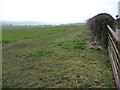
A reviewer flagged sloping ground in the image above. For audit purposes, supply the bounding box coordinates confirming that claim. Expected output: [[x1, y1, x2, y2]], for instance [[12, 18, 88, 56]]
[[2, 25, 115, 88]]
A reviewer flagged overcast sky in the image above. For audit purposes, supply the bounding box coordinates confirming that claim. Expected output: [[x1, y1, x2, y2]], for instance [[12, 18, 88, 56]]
[[1, 0, 119, 24]]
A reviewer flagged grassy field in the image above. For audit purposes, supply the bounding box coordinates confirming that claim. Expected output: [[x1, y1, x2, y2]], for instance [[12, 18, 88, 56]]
[[2, 25, 115, 88]]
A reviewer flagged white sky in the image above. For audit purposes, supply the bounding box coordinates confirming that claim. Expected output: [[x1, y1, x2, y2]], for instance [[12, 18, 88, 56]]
[[1, 0, 119, 24]]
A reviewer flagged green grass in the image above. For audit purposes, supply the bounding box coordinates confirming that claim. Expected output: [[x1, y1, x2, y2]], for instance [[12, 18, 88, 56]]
[[2, 25, 115, 88], [116, 26, 120, 29]]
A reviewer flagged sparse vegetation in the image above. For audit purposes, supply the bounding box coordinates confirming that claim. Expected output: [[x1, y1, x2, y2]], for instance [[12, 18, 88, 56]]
[[2, 25, 115, 88]]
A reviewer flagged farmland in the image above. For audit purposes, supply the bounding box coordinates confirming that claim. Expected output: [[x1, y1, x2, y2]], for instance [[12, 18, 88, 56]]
[[2, 25, 115, 88]]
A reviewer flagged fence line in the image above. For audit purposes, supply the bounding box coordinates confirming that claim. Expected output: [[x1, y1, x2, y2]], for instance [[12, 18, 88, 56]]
[[107, 25, 120, 89], [107, 25, 120, 43]]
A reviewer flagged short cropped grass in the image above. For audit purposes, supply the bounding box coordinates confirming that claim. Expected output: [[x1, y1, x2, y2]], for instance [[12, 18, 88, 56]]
[[2, 25, 115, 88]]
